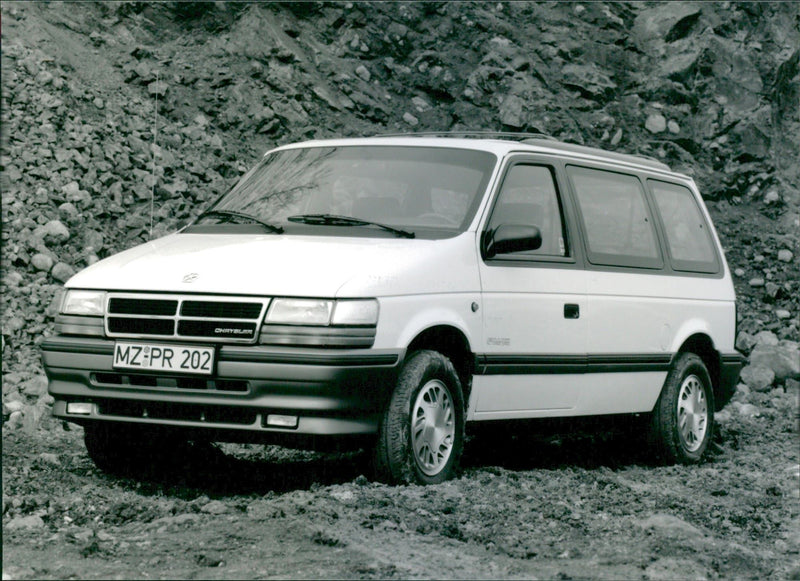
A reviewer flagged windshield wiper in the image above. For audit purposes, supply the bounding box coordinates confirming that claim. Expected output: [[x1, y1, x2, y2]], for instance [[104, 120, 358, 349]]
[[287, 214, 415, 239], [195, 209, 284, 234]]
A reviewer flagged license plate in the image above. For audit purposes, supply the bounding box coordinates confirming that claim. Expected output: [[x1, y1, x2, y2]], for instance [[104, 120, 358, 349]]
[[113, 342, 214, 375]]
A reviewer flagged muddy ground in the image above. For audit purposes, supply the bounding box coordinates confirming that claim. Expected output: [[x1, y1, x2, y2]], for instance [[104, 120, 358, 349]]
[[3, 390, 799, 580]]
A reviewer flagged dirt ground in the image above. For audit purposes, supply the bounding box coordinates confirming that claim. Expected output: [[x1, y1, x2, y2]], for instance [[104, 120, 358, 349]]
[[3, 393, 799, 580]]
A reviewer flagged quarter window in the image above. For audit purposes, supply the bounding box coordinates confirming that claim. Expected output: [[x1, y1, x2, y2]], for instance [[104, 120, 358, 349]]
[[487, 164, 567, 257], [568, 166, 662, 269], [650, 180, 719, 273]]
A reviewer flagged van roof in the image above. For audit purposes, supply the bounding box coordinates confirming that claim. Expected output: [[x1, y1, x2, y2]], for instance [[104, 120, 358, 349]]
[[270, 133, 677, 176]]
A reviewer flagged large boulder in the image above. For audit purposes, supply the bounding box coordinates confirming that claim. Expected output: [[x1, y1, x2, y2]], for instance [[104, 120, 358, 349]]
[[498, 94, 526, 128], [754, 331, 780, 346], [749, 341, 800, 383], [735, 331, 757, 355], [739, 365, 776, 392], [51, 262, 76, 283], [631, 3, 702, 54], [35, 220, 70, 246], [31, 253, 54, 273]]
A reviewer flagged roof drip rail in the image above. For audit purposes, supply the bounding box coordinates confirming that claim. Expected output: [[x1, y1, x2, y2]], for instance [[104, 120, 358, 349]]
[[375, 130, 558, 141], [517, 138, 672, 172], [370, 131, 672, 172]]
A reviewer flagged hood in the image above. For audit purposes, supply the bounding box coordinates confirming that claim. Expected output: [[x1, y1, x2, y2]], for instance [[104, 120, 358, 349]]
[[66, 232, 481, 297]]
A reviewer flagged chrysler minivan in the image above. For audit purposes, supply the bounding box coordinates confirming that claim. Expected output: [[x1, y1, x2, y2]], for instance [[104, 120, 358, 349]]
[[42, 135, 744, 483]]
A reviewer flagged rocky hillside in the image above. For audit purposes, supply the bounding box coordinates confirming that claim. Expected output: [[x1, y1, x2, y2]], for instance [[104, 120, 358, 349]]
[[2, 1, 799, 381]]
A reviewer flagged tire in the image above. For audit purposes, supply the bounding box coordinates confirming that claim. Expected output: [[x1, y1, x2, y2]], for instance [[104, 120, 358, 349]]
[[649, 352, 715, 464], [84, 422, 190, 475], [372, 350, 465, 485]]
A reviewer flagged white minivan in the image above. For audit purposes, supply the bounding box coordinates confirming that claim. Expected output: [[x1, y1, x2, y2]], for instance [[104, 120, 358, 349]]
[[42, 135, 744, 484]]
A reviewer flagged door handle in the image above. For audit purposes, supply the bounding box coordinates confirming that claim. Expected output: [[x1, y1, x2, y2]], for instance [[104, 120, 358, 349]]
[[564, 304, 580, 319]]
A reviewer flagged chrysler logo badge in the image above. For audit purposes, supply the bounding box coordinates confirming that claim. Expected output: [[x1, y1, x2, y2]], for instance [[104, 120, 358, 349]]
[[182, 273, 199, 283]]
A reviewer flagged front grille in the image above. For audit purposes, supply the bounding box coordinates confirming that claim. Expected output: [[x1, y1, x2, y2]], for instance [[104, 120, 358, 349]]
[[92, 372, 248, 392], [98, 399, 256, 425], [105, 293, 268, 343]]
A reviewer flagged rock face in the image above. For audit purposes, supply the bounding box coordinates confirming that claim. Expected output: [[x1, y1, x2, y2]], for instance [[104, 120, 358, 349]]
[[0, 2, 798, 427]]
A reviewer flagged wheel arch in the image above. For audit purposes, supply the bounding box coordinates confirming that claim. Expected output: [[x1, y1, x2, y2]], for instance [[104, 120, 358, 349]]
[[675, 333, 723, 411], [405, 325, 475, 403]]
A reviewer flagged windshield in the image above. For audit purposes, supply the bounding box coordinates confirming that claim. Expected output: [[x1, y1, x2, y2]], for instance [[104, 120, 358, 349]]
[[203, 146, 496, 236]]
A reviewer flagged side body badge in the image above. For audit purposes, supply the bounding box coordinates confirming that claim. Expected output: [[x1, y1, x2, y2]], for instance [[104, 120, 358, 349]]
[[182, 273, 199, 283]]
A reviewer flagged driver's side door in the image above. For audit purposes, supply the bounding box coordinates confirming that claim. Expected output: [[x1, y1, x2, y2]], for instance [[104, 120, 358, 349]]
[[471, 157, 589, 419]]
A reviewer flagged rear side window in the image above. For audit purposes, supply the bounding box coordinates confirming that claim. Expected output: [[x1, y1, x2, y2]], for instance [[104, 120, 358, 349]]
[[567, 166, 662, 269], [650, 180, 719, 273]]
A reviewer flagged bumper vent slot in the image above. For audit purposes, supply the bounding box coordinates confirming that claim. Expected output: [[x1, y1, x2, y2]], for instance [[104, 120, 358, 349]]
[[98, 399, 255, 425], [92, 372, 248, 392]]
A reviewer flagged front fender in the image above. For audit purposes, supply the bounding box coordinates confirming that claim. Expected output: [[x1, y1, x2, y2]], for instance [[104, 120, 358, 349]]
[[373, 294, 481, 352]]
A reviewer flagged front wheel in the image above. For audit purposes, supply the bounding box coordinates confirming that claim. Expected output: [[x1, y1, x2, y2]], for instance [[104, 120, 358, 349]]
[[649, 352, 715, 464], [372, 350, 465, 484]]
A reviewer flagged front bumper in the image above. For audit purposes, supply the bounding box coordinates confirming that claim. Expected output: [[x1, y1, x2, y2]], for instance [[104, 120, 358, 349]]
[[42, 335, 403, 440]]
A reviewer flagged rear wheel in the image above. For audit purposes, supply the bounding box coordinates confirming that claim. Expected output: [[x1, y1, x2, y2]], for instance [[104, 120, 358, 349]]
[[649, 352, 715, 464], [372, 350, 465, 484]]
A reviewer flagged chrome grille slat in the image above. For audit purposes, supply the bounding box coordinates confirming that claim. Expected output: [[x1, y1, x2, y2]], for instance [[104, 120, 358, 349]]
[[105, 293, 269, 344]]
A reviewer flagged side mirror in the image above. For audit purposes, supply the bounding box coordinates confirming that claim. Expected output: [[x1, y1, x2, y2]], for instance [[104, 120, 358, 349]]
[[483, 224, 542, 258]]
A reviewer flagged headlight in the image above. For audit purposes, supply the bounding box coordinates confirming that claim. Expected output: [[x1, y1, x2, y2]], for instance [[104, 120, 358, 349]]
[[266, 298, 334, 325], [61, 290, 106, 316], [265, 298, 379, 326], [331, 299, 378, 326]]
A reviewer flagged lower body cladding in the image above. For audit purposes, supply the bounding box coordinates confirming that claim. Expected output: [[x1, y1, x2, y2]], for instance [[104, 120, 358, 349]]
[[468, 352, 743, 420], [41, 336, 403, 446]]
